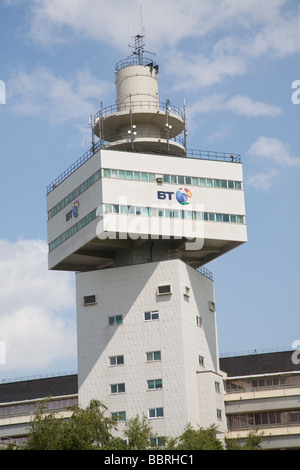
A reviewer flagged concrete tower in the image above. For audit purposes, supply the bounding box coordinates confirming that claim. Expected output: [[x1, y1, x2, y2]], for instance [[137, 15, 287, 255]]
[[47, 35, 246, 442]]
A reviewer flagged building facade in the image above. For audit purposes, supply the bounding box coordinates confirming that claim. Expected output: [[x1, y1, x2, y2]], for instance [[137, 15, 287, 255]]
[[221, 350, 300, 449], [45, 35, 246, 440], [1, 350, 300, 449]]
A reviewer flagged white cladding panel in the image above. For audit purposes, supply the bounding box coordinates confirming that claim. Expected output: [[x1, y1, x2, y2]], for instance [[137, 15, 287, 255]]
[[47, 149, 246, 270], [76, 259, 225, 438]]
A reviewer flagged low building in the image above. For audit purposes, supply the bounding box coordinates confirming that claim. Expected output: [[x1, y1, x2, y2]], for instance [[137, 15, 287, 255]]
[[1, 350, 300, 449], [220, 350, 300, 449], [0, 374, 77, 447]]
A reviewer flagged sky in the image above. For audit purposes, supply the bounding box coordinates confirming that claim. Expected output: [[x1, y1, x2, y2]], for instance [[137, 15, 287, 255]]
[[0, 0, 299, 380]]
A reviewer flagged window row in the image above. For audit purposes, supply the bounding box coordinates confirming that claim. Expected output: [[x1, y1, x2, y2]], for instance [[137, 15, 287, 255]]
[[108, 313, 206, 328], [103, 168, 242, 190], [109, 351, 162, 364], [225, 374, 300, 392], [110, 379, 163, 394], [111, 408, 164, 422], [228, 409, 300, 430], [48, 169, 101, 220], [49, 209, 98, 252], [102, 203, 245, 224], [108, 353, 220, 385], [111, 407, 222, 424], [48, 167, 243, 221]]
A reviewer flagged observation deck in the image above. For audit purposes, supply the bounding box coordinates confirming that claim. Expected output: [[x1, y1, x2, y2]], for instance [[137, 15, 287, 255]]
[[93, 37, 186, 157]]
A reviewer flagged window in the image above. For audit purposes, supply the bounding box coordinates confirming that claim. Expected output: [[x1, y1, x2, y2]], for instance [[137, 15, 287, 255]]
[[157, 285, 171, 295], [148, 407, 164, 419], [111, 411, 126, 422], [147, 379, 163, 390], [83, 295, 96, 305], [150, 437, 165, 447], [196, 316, 202, 327], [146, 351, 161, 362], [144, 311, 159, 321], [215, 381, 220, 393], [108, 315, 123, 325], [217, 409, 222, 420], [199, 355, 204, 366], [111, 383, 125, 394], [109, 355, 124, 366]]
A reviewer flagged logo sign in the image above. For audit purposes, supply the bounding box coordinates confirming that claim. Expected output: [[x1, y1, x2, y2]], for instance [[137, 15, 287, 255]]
[[176, 187, 192, 205], [157, 188, 192, 205], [66, 200, 80, 222]]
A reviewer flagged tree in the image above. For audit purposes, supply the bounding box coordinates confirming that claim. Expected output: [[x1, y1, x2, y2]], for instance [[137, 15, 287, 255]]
[[174, 423, 224, 450], [25, 399, 120, 450], [123, 414, 154, 450], [225, 429, 264, 450]]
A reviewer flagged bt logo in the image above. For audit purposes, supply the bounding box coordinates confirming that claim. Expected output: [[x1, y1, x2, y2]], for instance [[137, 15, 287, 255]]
[[176, 187, 192, 205], [66, 200, 80, 222], [157, 188, 192, 205]]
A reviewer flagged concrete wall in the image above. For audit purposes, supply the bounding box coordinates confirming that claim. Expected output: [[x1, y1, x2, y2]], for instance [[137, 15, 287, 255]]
[[76, 259, 225, 439]]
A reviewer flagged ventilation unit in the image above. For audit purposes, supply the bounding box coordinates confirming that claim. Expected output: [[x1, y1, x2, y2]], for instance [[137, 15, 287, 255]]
[[83, 295, 97, 306]]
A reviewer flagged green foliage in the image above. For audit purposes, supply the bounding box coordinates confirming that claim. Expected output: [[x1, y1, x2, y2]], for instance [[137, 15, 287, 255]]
[[20, 398, 264, 451], [24, 399, 119, 450], [123, 414, 153, 450], [225, 429, 264, 450], [174, 423, 224, 450]]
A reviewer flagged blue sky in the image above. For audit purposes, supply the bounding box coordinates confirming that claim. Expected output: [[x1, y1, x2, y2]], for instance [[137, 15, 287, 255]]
[[0, 0, 300, 379]]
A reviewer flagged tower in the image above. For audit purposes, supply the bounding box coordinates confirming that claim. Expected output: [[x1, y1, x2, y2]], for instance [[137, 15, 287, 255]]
[[47, 35, 247, 442]]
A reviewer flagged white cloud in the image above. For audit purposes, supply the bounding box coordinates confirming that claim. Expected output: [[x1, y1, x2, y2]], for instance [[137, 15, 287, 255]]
[[18, 0, 300, 92], [225, 95, 281, 117], [188, 94, 281, 118], [8, 67, 112, 124], [247, 136, 300, 166], [246, 170, 278, 190], [0, 239, 76, 374]]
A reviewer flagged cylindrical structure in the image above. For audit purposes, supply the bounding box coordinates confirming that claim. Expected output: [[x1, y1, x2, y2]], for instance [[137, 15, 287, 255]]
[[93, 58, 186, 156], [116, 64, 159, 107]]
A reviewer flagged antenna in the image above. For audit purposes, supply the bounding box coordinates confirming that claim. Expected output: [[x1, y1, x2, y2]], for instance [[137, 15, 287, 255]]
[[140, 5, 145, 36]]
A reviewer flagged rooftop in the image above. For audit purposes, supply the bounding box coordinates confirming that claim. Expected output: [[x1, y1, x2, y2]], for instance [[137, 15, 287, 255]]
[[46, 143, 241, 194]]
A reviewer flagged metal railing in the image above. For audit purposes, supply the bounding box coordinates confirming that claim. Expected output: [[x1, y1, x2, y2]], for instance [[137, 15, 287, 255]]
[[94, 100, 185, 121], [187, 148, 241, 163], [115, 56, 158, 71], [47, 142, 241, 194], [101, 129, 186, 146]]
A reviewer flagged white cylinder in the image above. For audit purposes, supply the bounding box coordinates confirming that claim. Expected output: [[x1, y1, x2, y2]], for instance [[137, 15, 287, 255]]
[[115, 65, 159, 108]]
